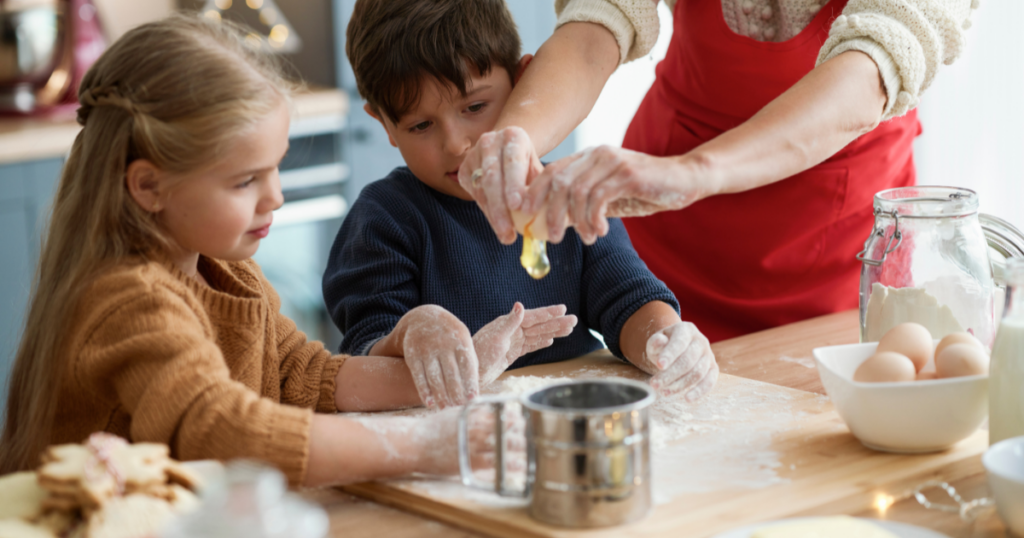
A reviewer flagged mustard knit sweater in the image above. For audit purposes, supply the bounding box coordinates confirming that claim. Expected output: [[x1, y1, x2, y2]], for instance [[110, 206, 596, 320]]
[[51, 255, 346, 486]]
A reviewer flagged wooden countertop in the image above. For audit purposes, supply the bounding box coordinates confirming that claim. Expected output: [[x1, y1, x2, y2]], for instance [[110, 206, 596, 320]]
[[303, 309, 1009, 538], [0, 88, 348, 166]]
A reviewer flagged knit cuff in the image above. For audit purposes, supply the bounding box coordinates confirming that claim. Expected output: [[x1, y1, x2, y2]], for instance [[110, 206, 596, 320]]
[[821, 38, 901, 121], [262, 404, 313, 487], [817, 0, 974, 120], [316, 355, 347, 414], [555, 0, 660, 64]]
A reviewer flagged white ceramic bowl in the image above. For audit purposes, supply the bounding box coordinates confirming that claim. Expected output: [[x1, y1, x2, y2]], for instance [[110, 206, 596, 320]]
[[983, 436, 1024, 535], [813, 341, 988, 453]]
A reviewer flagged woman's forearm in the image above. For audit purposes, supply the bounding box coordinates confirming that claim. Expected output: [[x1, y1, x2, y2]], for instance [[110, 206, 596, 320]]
[[687, 51, 888, 197], [496, 22, 619, 156]]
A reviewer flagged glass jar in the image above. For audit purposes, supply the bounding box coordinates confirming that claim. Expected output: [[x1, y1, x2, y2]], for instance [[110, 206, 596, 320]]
[[858, 187, 1024, 348]]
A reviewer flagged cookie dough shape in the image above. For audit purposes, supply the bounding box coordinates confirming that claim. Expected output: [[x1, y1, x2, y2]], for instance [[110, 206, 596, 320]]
[[86, 494, 174, 538], [752, 516, 899, 538], [0, 472, 48, 521], [0, 518, 58, 538]]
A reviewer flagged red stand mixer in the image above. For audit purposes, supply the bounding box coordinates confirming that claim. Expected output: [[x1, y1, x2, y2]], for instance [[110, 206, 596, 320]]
[[0, 0, 106, 115]]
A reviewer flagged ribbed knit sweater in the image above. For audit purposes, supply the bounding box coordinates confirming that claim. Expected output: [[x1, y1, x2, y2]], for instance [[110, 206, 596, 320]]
[[322, 167, 679, 365], [556, 0, 976, 121], [51, 255, 345, 486]]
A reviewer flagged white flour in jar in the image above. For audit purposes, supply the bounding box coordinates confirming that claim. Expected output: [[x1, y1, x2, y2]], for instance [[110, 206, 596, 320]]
[[864, 282, 964, 341]]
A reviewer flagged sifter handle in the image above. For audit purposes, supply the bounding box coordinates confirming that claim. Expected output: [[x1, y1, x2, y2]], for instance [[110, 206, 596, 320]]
[[457, 395, 525, 498]]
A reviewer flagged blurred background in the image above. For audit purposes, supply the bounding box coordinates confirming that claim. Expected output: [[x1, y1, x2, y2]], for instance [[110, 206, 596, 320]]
[[0, 0, 1019, 417]]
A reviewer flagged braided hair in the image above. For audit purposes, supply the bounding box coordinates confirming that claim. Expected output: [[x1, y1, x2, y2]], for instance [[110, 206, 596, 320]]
[[0, 13, 297, 473]]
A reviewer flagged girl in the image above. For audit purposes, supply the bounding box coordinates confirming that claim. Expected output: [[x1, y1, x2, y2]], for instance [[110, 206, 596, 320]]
[[0, 15, 530, 486]]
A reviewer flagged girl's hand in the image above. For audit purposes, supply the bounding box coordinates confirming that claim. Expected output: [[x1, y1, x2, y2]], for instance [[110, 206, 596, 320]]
[[643, 321, 719, 402], [397, 305, 479, 410], [473, 303, 578, 386], [416, 406, 526, 476], [524, 146, 707, 245], [458, 127, 544, 245]]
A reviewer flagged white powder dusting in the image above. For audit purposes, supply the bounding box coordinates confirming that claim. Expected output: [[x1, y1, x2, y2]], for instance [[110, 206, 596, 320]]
[[778, 355, 816, 369], [481, 374, 810, 505], [346, 372, 819, 508]]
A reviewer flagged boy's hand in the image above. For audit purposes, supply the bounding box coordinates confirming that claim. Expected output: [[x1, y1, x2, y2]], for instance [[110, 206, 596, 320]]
[[473, 303, 578, 386], [644, 322, 719, 402], [396, 305, 479, 410]]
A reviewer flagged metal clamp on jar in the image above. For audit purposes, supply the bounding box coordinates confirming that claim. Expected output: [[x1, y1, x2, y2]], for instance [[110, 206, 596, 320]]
[[457, 379, 654, 528], [857, 187, 1024, 347]]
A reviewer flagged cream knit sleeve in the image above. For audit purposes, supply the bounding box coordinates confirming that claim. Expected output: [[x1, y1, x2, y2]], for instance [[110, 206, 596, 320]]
[[554, 0, 662, 64], [816, 0, 976, 121]]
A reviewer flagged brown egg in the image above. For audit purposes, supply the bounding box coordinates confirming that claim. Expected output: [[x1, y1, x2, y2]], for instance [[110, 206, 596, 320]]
[[854, 352, 917, 383], [935, 332, 984, 358], [877, 323, 934, 372], [916, 371, 938, 381], [935, 343, 990, 378]]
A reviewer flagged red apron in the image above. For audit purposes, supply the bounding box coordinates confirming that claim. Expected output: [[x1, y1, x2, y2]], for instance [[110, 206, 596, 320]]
[[623, 0, 921, 342]]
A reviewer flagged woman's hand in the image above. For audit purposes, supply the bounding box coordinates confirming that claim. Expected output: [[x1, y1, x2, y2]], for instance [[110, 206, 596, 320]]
[[641, 321, 719, 402], [395, 305, 479, 410], [458, 127, 544, 245], [524, 146, 709, 245], [473, 303, 578, 386]]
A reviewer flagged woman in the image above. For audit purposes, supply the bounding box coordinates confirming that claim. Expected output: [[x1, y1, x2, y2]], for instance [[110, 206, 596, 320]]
[[459, 0, 973, 343]]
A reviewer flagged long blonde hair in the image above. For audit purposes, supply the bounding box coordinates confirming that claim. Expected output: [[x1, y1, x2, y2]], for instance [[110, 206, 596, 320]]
[[0, 14, 296, 473]]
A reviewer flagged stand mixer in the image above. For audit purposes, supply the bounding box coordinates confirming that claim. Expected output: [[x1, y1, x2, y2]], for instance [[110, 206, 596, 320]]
[[0, 0, 106, 114]]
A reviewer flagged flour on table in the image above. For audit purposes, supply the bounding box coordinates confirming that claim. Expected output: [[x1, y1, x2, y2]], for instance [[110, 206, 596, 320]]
[[345, 373, 814, 507], [778, 356, 816, 368], [485, 375, 808, 504]]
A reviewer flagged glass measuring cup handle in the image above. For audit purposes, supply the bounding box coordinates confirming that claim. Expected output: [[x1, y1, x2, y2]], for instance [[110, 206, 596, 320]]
[[457, 395, 529, 499]]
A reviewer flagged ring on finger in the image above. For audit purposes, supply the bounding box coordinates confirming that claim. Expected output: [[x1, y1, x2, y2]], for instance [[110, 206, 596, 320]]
[[470, 168, 484, 188]]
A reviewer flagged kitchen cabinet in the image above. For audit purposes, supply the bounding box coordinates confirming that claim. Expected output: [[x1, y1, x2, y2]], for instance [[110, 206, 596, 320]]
[[0, 158, 63, 414]]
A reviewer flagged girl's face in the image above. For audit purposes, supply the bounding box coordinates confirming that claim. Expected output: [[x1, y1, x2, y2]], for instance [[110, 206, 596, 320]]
[[157, 101, 290, 263]]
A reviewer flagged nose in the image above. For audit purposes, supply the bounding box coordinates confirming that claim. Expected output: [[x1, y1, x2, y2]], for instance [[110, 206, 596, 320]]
[[442, 123, 472, 158], [261, 171, 285, 214]]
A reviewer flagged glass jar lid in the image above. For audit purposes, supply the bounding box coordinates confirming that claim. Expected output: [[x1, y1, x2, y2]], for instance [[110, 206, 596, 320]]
[[874, 186, 979, 218]]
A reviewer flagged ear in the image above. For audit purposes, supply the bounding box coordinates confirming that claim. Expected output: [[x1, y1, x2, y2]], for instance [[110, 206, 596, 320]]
[[514, 54, 534, 86], [125, 159, 166, 213], [363, 102, 399, 148]]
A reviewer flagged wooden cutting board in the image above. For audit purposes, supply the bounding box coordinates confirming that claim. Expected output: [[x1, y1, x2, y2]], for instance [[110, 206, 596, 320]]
[[342, 354, 987, 538]]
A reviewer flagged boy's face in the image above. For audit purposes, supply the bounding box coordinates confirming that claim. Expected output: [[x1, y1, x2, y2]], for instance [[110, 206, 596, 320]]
[[367, 57, 530, 200]]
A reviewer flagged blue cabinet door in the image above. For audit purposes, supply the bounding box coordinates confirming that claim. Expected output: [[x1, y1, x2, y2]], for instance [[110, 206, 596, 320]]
[[0, 159, 62, 420]]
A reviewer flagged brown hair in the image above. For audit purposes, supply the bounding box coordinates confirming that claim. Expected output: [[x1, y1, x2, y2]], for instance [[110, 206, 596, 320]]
[[0, 14, 296, 473], [346, 0, 522, 124]]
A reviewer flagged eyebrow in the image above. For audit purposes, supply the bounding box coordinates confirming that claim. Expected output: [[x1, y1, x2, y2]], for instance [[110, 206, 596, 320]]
[[233, 143, 290, 177], [465, 85, 492, 97]]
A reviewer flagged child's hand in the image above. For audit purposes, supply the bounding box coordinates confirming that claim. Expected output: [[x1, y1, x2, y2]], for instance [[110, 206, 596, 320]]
[[397, 305, 480, 410], [416, 406, 526, 476], [645, 321, 719, 402], [473, 303, 578, 386]]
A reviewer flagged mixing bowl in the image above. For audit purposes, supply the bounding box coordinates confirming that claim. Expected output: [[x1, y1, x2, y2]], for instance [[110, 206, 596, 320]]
[[813, 341, 988, 453]]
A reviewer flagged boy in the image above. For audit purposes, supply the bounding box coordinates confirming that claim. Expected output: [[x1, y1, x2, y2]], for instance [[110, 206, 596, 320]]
[[326, 0, 718, 401]]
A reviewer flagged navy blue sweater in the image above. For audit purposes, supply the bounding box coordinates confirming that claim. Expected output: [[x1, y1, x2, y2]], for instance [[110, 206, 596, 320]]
[[322, 167, 679, 368]]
